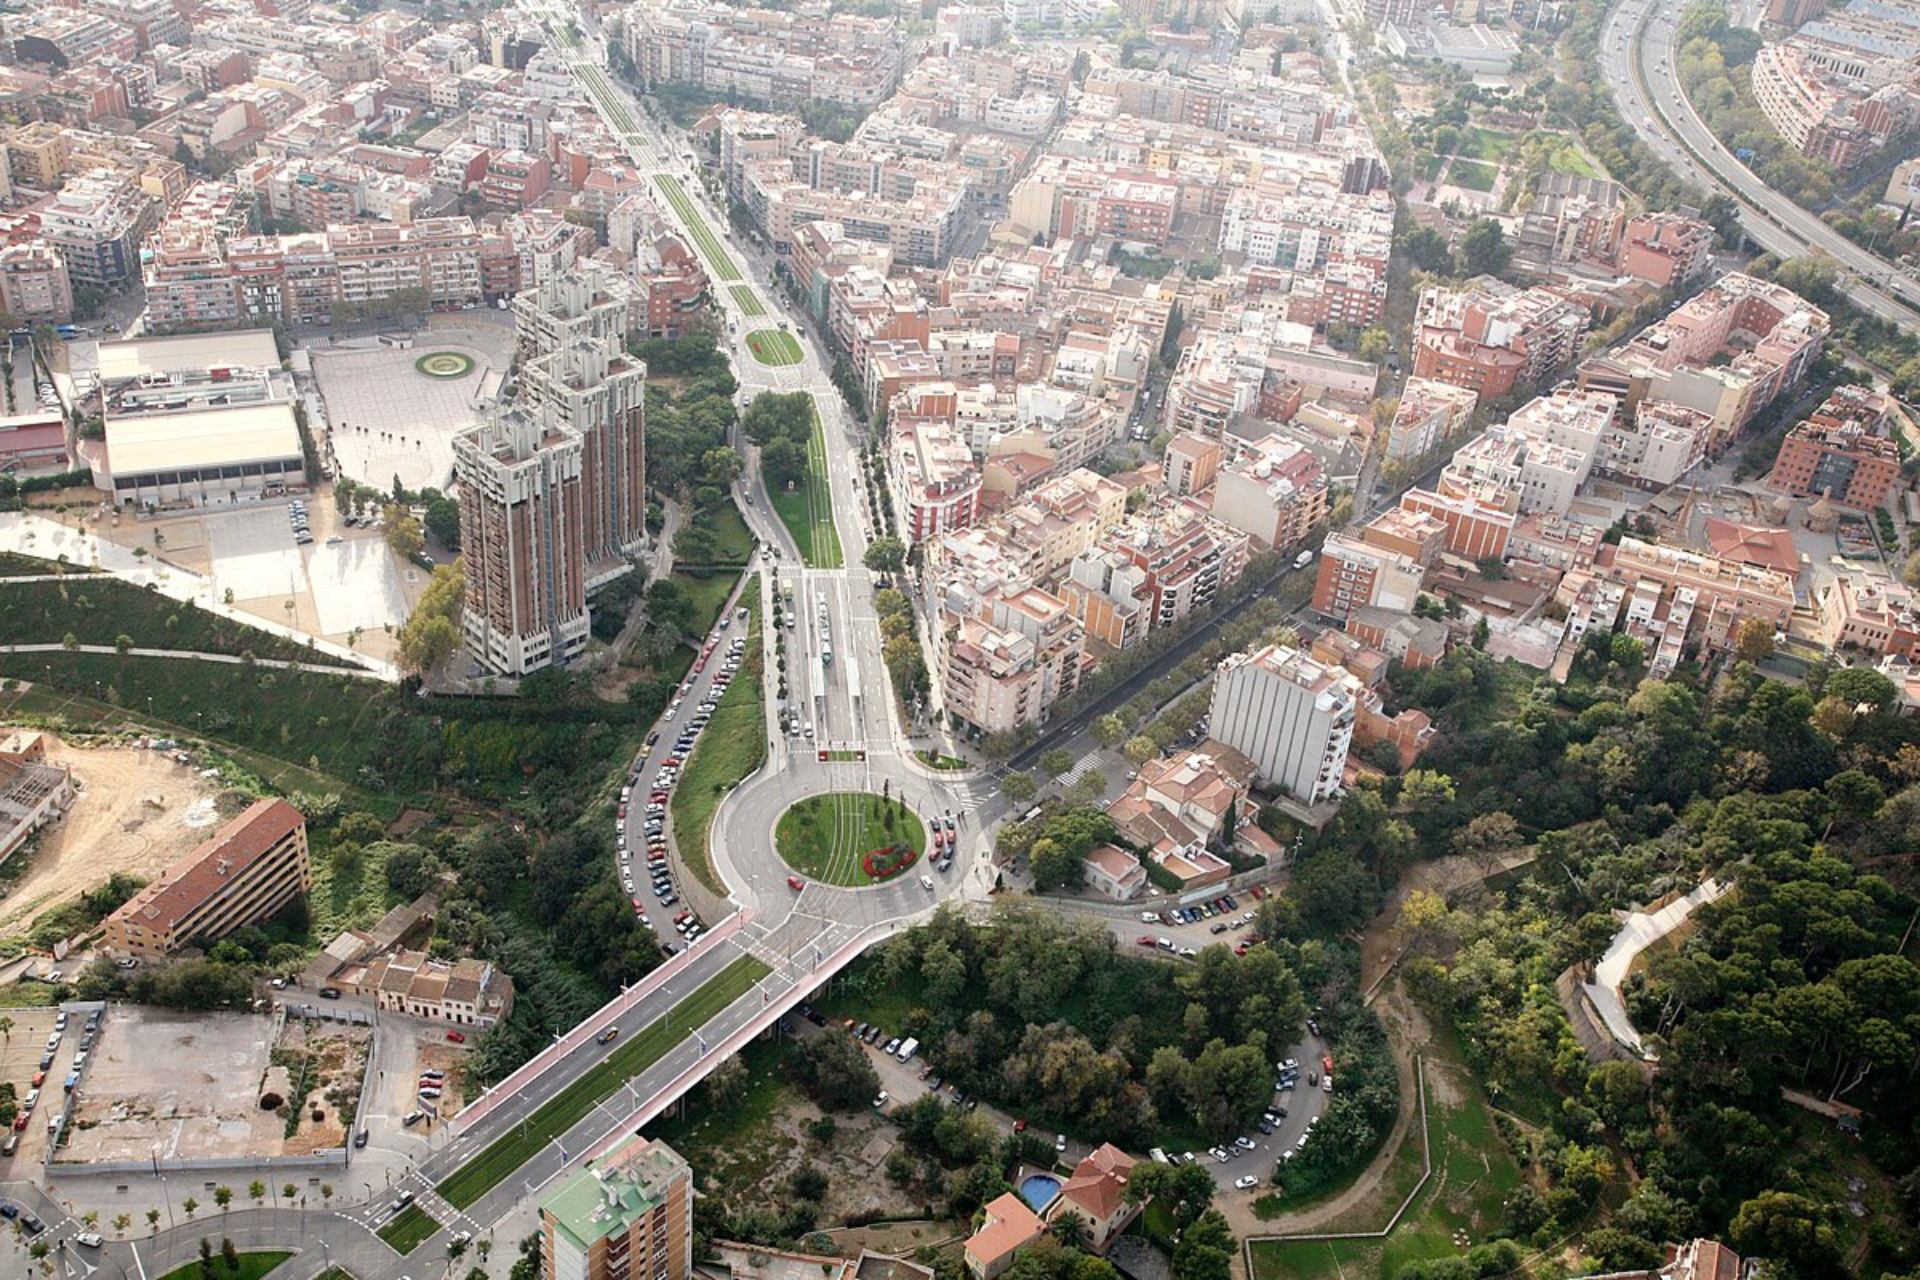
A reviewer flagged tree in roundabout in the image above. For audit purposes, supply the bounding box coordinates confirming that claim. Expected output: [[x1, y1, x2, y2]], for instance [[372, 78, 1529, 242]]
[[775, 792, 928, 886], [414, 351, 476, 379]]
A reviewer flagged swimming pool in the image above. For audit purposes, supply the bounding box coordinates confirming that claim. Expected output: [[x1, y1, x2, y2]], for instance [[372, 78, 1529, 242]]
[[1018, 1173, 1061, 1212]]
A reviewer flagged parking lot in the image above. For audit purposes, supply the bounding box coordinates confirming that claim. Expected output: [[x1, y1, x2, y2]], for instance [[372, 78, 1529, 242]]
[[619, 603, 753, 945], [0, 1003, 69, 1167]]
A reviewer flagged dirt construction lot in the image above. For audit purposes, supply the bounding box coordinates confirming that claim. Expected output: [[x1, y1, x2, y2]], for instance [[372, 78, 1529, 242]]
[[58, 1007, 370, 1164], [0, 732, 223, 941]]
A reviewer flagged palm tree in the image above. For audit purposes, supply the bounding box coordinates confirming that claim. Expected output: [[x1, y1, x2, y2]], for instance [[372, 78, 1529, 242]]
[[0, 1016, 12, 1046], [1047, 1209, 1090, 1252]]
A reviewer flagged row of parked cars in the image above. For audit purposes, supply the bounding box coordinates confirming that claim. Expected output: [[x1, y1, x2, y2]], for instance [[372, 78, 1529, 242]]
[[619, 607, 749, 952], [1140, 889, 1256, 929]]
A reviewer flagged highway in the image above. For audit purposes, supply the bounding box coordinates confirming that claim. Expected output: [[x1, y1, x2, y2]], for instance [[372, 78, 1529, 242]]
[[1603, 0, 1920, 327]]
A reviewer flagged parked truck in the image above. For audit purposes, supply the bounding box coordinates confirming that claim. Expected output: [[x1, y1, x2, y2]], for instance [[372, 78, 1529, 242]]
[[896, 1037, 920, 1061]]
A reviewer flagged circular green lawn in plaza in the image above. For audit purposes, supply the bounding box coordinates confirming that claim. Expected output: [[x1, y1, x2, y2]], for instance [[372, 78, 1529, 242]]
[[414, 351, 476, 379], [775, 792, 928, 886]]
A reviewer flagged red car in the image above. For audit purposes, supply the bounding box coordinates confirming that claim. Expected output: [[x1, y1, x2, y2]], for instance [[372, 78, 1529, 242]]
[[1014, 1118, 1029, 1133], [446, 1031, 467, 1043], [787, 875, 807, 891], [1136, 935, 1156, 947], [1323, 1056, 1335, 1074]]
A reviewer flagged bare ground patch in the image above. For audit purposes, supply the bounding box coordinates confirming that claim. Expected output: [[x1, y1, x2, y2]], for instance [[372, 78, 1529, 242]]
[[0, 731, 224, 941]]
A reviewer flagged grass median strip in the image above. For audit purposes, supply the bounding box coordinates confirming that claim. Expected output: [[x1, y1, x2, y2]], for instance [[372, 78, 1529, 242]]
[[803, 398, 844, 568], [376, 1205, 440, 1255], [671, 579, 765, 895], [730, 285, 767, 317], [436, 953, 771, 1209], [744, 329, 803, 366], [654, 175, 741, 282]]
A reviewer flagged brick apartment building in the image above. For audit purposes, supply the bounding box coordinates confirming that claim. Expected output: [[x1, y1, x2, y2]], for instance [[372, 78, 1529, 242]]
[[104, 799, 310, 958], [1770, 385, 1904, 510]]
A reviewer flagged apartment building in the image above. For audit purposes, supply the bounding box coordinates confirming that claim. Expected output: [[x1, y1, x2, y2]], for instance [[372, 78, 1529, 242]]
[[626, 1, 904, 106], [1600, 535, 1796, 671], [454, 408, 592, 677], [1411, 279, 1588, 401], [1209, 642, 1361, 805], [891, 420, 983, 543], [39, 169, 158, 292], [1386, 379, 1478, 463], [104, 799, 310, 959], [0, 244, 75, 324], [1312, 531, 1426, 620], [1399, 484, 1516, 562], [1770, 385, 1904, 509], [1751, 38, 1912, 168], [542, 1136, 693, 1280], [1618, 212, 1717, 290], [939, 587, 1086, 736], [1209, 431, 1330, 550], [1819, 567, 1920, 659], [519, 333, 649, 569]]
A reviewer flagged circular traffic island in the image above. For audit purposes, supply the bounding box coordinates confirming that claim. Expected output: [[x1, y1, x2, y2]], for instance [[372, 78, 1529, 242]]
[[414, 350, 477, 379], [775, 792, 928, 886]]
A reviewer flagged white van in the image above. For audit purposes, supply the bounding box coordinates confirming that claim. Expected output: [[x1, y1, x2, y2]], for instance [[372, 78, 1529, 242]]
[[897, 1037, 919, 1061]]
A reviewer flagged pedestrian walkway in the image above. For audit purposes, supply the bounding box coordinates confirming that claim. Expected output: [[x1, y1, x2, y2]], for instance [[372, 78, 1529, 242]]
[[1582, 877, 1728, 1058]]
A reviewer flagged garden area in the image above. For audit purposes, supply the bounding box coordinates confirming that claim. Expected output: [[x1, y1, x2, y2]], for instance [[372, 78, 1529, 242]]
[[773, 791, 926, 886]]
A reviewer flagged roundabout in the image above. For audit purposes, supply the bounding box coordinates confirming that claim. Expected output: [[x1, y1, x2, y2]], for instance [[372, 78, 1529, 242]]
[[414, 350, 477, 379], [774, 791, 927, 886]]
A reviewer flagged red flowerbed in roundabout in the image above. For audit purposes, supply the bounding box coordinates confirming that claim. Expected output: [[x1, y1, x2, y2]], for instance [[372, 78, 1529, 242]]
[[863, 844, 920, 881]]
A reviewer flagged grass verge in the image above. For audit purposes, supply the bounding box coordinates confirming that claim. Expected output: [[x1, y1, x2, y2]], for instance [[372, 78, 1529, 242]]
[[730, 286, 767, 317], [654, 175, 741, 282], [774, 792, 926, 886], [376, 1204, 440, 1255], [157, 1251, 294, 1280], [671, 577, 765, 895], [436, 953, 771, 1209], [0, 551, 93, 577]]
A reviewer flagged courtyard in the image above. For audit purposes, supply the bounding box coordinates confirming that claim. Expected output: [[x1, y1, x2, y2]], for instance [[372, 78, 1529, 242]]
[[307, 323, 510, 494]]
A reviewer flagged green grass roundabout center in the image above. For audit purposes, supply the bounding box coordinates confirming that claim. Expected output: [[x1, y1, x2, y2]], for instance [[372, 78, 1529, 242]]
[[414, 351, 476, 379], [775, 792, 928, 886]]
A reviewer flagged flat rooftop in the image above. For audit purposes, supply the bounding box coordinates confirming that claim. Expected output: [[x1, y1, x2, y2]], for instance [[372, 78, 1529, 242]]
[[98, 330, 281, 384], [105, 402, 302, 477]]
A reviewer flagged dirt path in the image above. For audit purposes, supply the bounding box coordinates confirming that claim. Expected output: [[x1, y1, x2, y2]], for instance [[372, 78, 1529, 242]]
[[1233, 849, 1532, 1241], [0, 731, 223, 939]]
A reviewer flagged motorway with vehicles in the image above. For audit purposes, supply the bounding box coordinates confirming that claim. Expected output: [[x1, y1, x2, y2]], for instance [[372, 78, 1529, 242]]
[[1603, 0, 1920, 328]]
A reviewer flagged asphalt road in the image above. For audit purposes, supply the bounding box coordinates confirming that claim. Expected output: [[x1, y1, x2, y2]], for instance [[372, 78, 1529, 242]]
[[1604, 0, 1920, 327]]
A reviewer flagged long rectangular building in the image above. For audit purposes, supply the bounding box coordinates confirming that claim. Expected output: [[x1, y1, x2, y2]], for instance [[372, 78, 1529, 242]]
[[104, 799, 310, 959]]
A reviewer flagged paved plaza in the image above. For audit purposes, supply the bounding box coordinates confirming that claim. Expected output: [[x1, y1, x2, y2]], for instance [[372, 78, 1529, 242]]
[[309, 330, 506, 493]]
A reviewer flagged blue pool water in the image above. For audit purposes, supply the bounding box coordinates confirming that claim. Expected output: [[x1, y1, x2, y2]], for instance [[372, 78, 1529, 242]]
[[1018, 1173, 1061, 1212]]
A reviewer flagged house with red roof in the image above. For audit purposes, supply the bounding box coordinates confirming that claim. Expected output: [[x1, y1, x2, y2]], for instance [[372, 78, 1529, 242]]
[[1043, 1144, 1143, 1254]]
